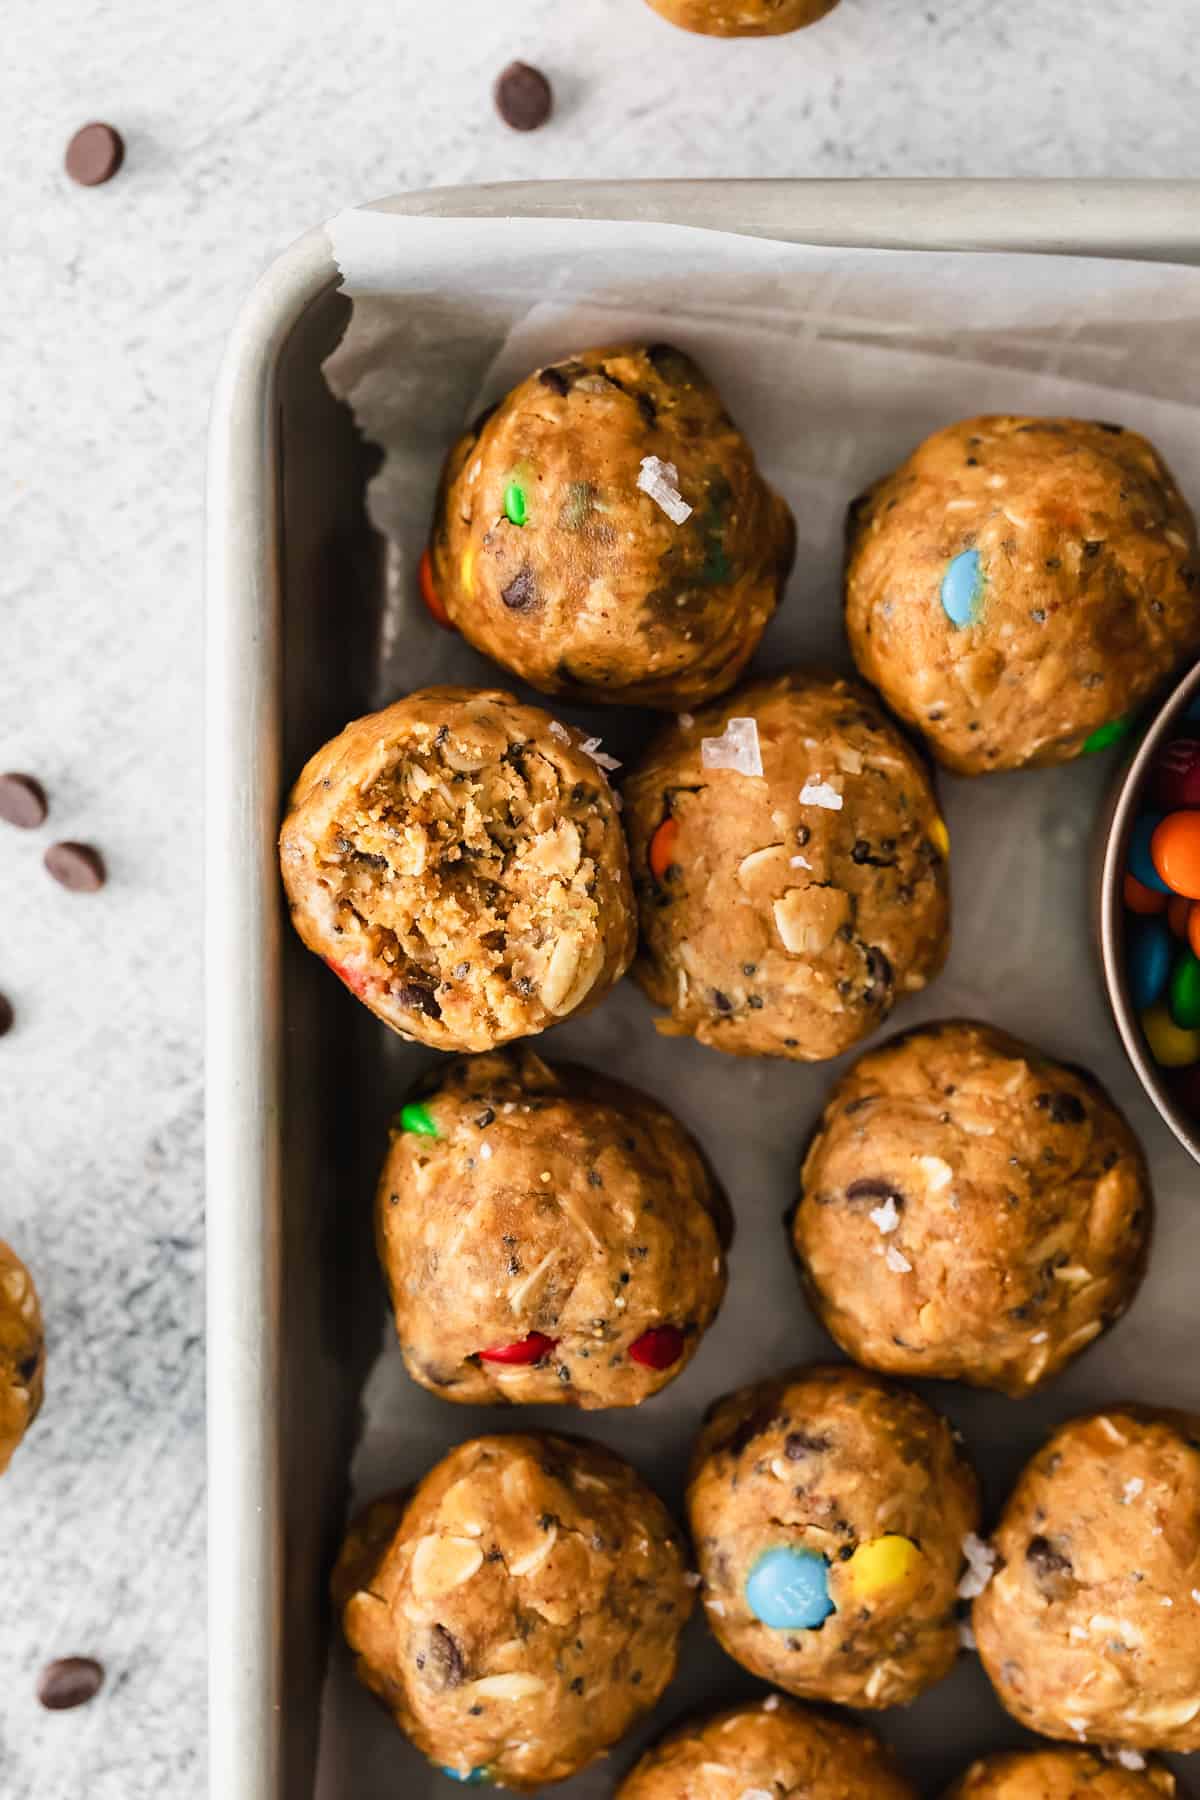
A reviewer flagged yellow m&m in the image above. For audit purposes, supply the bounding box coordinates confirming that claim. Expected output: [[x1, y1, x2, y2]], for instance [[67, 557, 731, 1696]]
[[842, 1534, 924, 1601]]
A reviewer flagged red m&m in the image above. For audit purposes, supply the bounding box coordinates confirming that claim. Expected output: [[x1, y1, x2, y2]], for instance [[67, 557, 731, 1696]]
[[628, 1324, 684, 1370], [478, 1332, 557, 1366]]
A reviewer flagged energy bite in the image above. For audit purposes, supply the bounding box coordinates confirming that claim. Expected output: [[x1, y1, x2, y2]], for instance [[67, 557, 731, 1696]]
[[617, 1696, 918, 1800], [332, 1433, 693, 1790], [0, 1239, 44, 1476], [427, 344, 795, 709], [643, 0, 840, 34], [845, 416, 1200, 774], [376, 1047, 728, 1408], [686, 1364, 979, 1708], [279, 687, 635, 1052], [974, 1406, 1200, 1752], [793, 1021, 1152, 1395], [944, 1748, 1181, 1800], [623, 672, 950, 1060]]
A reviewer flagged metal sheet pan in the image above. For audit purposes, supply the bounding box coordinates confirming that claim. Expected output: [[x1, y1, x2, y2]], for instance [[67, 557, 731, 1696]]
[[206, 181, 1200, 1800]]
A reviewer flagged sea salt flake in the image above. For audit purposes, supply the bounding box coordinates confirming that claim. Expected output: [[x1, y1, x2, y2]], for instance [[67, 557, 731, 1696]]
[[739, 1790, 773, 1800], [479, 1142, 493, 1161], [637, 455, 692, 525], [790, 853, 812, 869], [1107, 1748, 1147, 1771], [1065, 1717, 1088, 1737], [958, 1619, 977, 1651], [579, 735, 621, 772], [705, 1597, 726, 1617], [548, 719, 571, 743], [1030, 1330, 1049, 1343], [701, 717, 763, 778], [958, 1533, 998, 1599], [677, 712, 695, 730], [684, 1570, 702, 1588], [798, 776, 843, 810], [1122, 1478, 1144, 1503], [885, 1244, 912, 1273], [761, 1694, 779, 1712], [869, 1196, 901, 1235]]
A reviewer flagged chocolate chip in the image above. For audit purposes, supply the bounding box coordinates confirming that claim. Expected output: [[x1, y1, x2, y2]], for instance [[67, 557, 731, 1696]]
[[17, 1350, 41, 1382], [494, 62, 553, 132], [37, 1657, 105, 1710], [722, 1403, 782, 1460], [501, 567, 537, 611], [864, 946, 893, 1006], [712, 990, 732, 1013], [1034, 1090, 1085, 1125], [539, 365, 570, 395], [1083, 540, 1102, 558], [65, 123, 124, 187], [44, 842, 106, 892], [0, 994, 12, 1037], [1097, 421, 1125, 434], [785, 1430, 832, 1459], [636, 391, 657, 428], [1025, 1535, 1073, 1583], [426, 1624, 465, 1688], [395, 983, 442, 1019], [0, 773, 48, 829], [846, 1177, 903, 1207], [475, 1108, 495, 1129]]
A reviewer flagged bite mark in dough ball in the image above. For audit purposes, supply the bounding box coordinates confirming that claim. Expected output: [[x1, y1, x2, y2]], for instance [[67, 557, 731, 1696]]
[[793, 1021, 1152, 1395], [686, 1364, 979, 1708], [332, 1434, 693, 1790], [845, 417, 1200, 774], [643, 0, 840, 35], [376, 1048, 728, 1408], [617, 1695, 918, 1799], [279, 687, 635, 1052], [623, 672, 950, 1060], [944, 1746, 1181, 1799], [428, 345, 795, 709], [974, 1406, 1200, 1752], [0, 1239, 44, 1476]]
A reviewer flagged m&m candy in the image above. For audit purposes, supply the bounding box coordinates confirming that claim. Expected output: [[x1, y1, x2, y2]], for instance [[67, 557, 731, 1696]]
[[1167, 894, 1194, 938], [1128, 918, 1172, 1011], [1169, 951, 1200, 1031], [1151, 737, 1200, 810], [1124, 872, 1167, 916], [1141, 1001, 1200, 1069], [478, 1331, 557, 1366], [745, 1545, 835, 1630], [628, 1324, 684, 1369], [842, 1535, 924, 1602], [399, 1101, 439, 1137], [419, 548, 454, 629], [1151, 811, 1200, 899], [940, 549, 984, 628], [1127, 813, 1170, 894]]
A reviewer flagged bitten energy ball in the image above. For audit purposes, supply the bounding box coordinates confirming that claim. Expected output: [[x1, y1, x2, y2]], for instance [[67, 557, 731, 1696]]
[[974, 1407, 1200, 1752], [687, 1364, 979, 1708], [279, 687, 635, 1052], [376, 1047, 728, 1408], [332, 1434, 693, 1789], [617, 1696, 918, 1800], [643, 0, 839, 33], [793, 1021, 1152, 1395], [1, 1239, 45, 1476], [845, 416, 1200, 775], [427, 344, 795, 709], [623, 672, 950, 1060], [944, 1748, 1180, 1800]]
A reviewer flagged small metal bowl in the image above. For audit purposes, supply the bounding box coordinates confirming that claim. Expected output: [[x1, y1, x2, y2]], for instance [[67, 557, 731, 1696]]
[[1096, 657, 1200, 1167]]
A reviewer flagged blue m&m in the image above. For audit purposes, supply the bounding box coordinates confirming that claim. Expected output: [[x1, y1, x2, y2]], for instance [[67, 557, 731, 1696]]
[[440, 1768, 490, 1785], [940, 549, 984, 628], [745, 1545, 834, 1630], [1127, 812, 1171, 895], [1128, 917, 1172, 1011]]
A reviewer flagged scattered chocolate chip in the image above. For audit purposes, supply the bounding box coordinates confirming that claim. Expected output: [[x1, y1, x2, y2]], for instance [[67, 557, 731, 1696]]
[[395, 983, 442, 1020], [846, 1177, 903, 1207], [1083, 540, 1102, 558], [475, 1108, 495, 1129], [1026, 1535, 1073, 1582], [17, 1350, 41, 1381], [37, 1657, 105, 1710], [501, 567, 537, 612], [864, 946, 893, 1006], [0, 773, 48, 829], [44, 842, 105, 892], [636, 391, 657, 428], [712, 990, 732, 1013], [0, 994, 12, 1038], [785, 1430, 832, 1459], [494, 62, 553, 133], [539, 365, 570, 396], [1097, 421, 1125, 434], [65, 123, 125, 187], [1034, 1090, 1085, 1126], [426, 1624, 465, 1688]]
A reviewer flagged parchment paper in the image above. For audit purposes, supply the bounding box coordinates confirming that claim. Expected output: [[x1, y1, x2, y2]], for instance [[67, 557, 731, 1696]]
[[316, 209, 1200, 1797]]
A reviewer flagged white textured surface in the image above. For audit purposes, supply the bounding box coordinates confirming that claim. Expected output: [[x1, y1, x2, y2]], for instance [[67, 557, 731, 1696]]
[[1, 1, 1197, 1795]]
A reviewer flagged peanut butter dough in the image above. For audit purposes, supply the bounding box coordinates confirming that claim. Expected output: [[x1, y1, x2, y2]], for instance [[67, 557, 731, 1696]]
[[974, 1406, 1200, 1752], [617, 1696, 918, 1799], [279, 687, 635, 1051], [332, 1433, 693, 1789], [793, 1021, 1152, 1395], [0, 1238, 44, 1476], [686, 1364, 979, 1708], [845, 416, 1200, 774], [376, 1048, 728, 1408], [428, 344, 794, 709], [643, 0, 839, 34], [945, 1748, 1181, 1800], [623, 672, 950, 1059]]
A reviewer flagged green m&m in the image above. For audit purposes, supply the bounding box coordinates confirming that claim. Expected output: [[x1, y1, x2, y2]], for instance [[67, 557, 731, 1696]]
[[399, 1101, 438, 1138], [503, 481, 527, 527]]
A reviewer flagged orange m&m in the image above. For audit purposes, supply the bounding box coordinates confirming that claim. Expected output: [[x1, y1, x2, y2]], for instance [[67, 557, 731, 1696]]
[[648, 816, 680, 883], [1150, 811, 1200, 900], [419, 547, 454, 630], [1168, 894, 1194, 938]]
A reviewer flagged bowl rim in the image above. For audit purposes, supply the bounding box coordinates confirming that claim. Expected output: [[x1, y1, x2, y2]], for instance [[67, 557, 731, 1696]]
[[1099, 656, 1200, 1166]]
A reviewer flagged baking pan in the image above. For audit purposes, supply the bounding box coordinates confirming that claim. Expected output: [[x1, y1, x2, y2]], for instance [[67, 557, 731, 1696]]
[[206, 180, 1200, 1800]]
